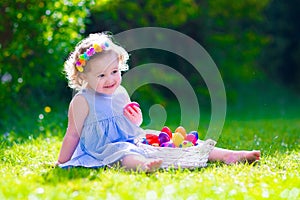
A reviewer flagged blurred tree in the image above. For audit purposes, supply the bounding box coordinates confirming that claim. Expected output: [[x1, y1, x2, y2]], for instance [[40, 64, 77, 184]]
[[203, 0, 270, 83], [261, 0, 300, 91], [87, 0, 203, 107], [87, 0, 270, 104], [91, 0, 200, 30], [0, 0, 94, 130], [2, 0, 291, 132]]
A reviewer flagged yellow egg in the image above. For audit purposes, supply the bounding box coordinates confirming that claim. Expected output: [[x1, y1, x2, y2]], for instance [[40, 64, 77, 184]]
[[175, 126, 187, 139], [172, 132, 184, 147]]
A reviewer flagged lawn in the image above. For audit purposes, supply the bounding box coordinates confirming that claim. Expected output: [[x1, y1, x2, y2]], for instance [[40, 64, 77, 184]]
[[1, 85, 299, 200]]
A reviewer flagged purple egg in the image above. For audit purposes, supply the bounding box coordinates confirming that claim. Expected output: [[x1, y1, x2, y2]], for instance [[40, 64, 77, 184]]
[[160, 142, 175, 148], [158, 132, 170, 144]]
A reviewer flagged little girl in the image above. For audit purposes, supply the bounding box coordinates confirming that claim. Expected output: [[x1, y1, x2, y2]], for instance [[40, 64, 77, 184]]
[[56, 32, 260, 172]]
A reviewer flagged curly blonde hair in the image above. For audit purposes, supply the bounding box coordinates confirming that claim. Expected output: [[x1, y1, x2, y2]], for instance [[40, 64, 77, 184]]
[[64, 32, 129, 91]]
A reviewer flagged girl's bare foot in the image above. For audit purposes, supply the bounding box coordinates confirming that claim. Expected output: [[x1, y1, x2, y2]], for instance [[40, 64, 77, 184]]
[[143, 159, 163, 172], [224, 150, 261, 164], [121, 155, 162, 172]]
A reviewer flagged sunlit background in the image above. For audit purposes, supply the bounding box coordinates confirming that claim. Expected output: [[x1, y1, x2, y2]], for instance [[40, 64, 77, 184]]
[[1, 0, 299, 135]]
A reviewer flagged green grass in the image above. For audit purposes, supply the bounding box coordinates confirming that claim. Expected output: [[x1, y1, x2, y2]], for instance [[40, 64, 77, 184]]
[[1, 117, 299, 199], [1, 83, 300, 199]]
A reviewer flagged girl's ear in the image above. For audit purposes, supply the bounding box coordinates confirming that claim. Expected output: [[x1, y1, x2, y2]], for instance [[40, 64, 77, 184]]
[[78, 73, 88, 88]]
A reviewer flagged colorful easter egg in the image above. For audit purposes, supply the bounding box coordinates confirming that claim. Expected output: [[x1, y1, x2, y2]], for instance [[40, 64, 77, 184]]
[[189, 131, 199, 140], [179, 140, 194, 148], [175, 126, 187, 139], [186, 134, 197, 145], [145, 134, 159, 145], [160, 142, 176, 148], [172, 132, 185, 147], [124, 102, 140, 110], [161, 126, 172, 139], [146, 133, 158, 140], [158, 132, 170, 145]]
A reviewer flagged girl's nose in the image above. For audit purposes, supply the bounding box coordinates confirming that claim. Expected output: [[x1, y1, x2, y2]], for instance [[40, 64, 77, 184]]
[[106, 74, 114, 82]]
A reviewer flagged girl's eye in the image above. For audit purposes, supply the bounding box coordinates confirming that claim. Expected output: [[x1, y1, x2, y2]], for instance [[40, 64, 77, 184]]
[[98, 74, 105, 78], [112, 70, 119, 74]]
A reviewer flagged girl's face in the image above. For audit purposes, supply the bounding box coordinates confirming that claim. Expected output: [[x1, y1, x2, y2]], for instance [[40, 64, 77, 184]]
[[83, 51, 121, 95]]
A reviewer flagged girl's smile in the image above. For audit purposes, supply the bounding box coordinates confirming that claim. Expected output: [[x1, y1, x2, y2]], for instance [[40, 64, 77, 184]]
[[104, 83, 116, 88]]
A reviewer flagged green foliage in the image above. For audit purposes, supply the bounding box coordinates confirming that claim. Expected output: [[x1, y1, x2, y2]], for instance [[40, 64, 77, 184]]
[[92, 0, 200, 28], [88, 0, 271, 105], [90, 0, 270, 81], [262, 0, 300, 90], [0, 0, 94, 129], [1, 0, 299, 132], [204, 0, 270, 82]]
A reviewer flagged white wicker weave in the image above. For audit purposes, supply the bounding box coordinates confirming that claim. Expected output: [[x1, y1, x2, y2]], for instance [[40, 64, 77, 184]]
[[137, 139, 216, 169]]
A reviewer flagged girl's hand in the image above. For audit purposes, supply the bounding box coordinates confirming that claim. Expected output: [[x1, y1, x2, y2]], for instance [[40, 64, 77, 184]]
[[123, 102, 143, 126]]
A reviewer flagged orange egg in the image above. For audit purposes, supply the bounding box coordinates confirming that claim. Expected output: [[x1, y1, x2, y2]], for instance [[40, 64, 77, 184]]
[[175, 126, 187, 139]]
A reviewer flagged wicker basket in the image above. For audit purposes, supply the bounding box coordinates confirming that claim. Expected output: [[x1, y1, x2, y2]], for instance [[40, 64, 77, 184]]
[[137, 139, 216, 169]]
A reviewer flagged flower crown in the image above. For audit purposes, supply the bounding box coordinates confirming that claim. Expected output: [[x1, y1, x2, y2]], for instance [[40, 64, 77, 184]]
[[75, 41, 110, 72]]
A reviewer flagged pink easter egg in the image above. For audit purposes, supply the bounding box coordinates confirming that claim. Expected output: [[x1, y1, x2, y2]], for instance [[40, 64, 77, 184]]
[[125, 102, 140, 110], [186, 134, 197, 145]]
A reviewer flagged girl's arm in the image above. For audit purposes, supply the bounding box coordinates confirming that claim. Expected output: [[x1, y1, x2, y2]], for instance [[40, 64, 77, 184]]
[[56, 95, 89, 165]]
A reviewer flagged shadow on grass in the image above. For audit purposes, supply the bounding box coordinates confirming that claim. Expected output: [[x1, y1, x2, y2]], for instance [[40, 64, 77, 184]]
[[40, 164, 214, 184], [41, 166, 107, 184], [39, 162, 265, 186]]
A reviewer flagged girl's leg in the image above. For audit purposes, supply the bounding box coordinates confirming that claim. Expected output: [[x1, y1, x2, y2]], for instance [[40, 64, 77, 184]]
[[208, 147, 260, 164], [121, 154, 162, 172]]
